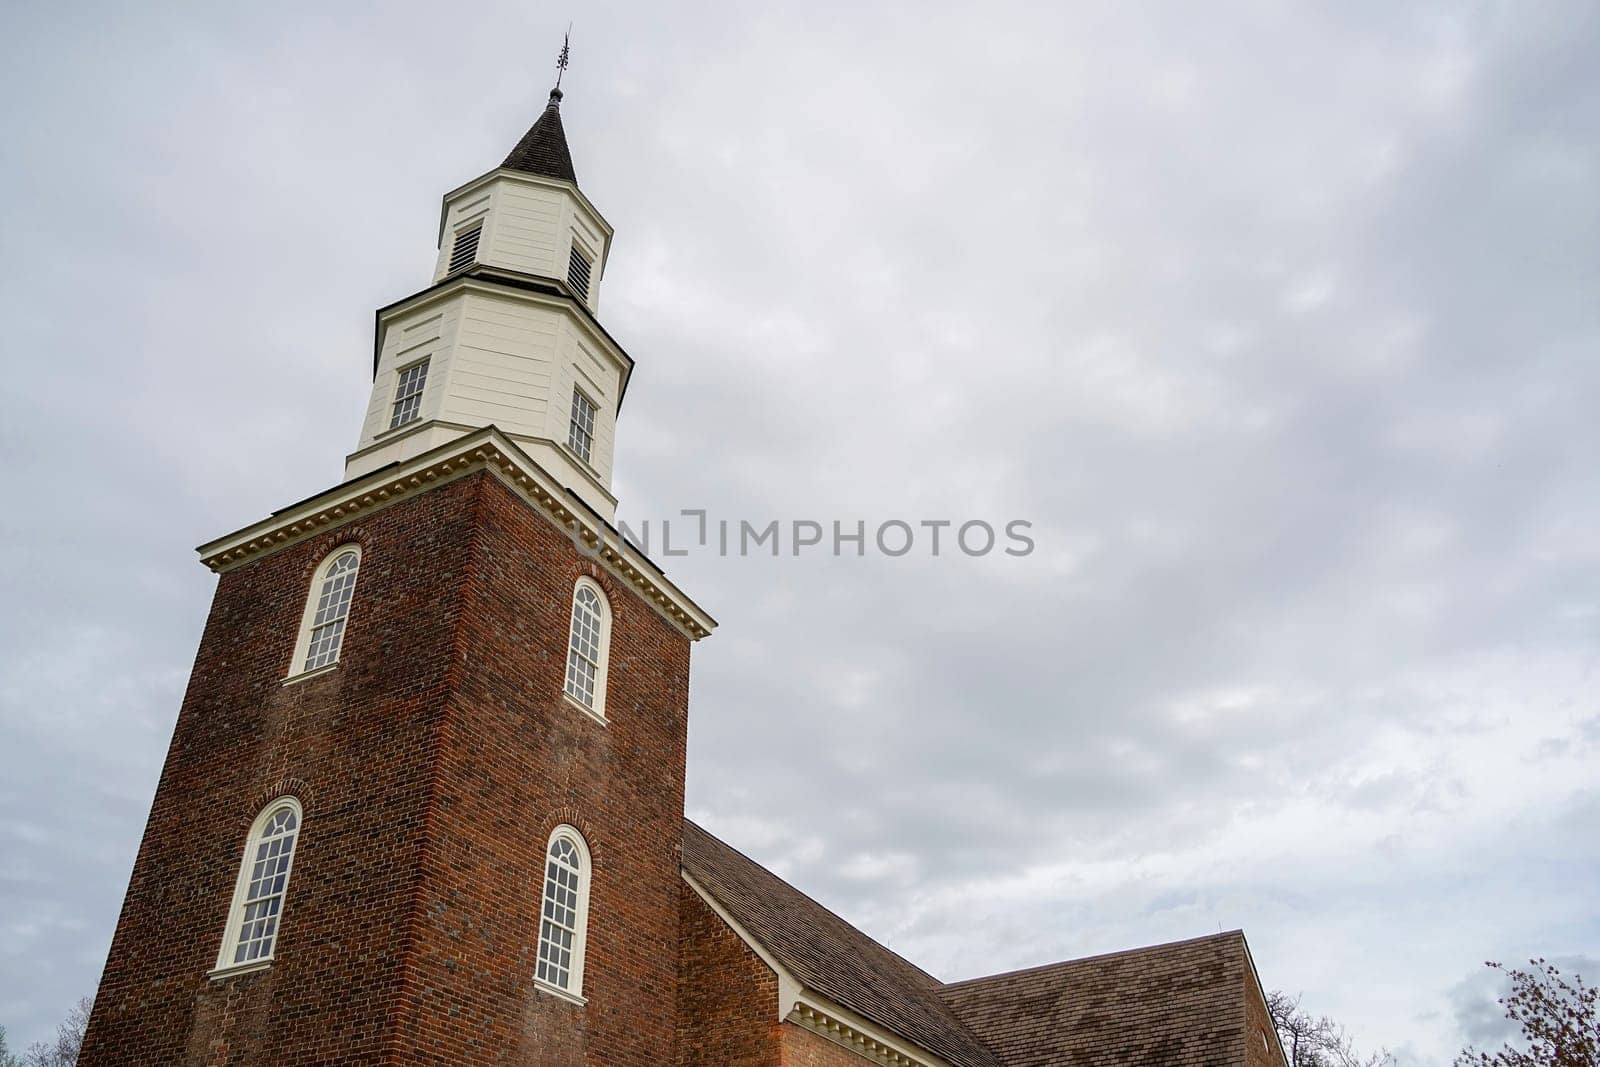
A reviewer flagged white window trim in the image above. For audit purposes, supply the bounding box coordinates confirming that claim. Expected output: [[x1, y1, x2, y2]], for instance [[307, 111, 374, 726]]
[[560, 577, 611, 724], [285, 545, 363, 683], [388, 357, 430, 430], [533, 825, 592, 1002], [563, 385, 599, 470], [534, 977, 588, 1007], [211, 797, 303, 979]]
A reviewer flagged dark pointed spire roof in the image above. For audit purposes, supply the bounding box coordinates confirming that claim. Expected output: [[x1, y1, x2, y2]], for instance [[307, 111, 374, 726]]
[[502, 88, 577, 184]]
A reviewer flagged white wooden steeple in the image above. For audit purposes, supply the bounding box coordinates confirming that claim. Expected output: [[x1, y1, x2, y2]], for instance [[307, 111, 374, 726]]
[[344, 86, 629, 522]]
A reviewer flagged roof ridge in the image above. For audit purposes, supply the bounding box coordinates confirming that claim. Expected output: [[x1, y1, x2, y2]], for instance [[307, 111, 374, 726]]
[[682, 818, 945, 988], [941, 929, 1246, 990]]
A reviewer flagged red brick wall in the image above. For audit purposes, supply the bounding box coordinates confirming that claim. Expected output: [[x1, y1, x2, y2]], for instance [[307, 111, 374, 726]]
[[80, 469, 695, 1065], [781, 1023, 881, 1065], [398, 472, 693, 1066], [675, 883, 782, 1065], [1244, 956, 1287, 1067]]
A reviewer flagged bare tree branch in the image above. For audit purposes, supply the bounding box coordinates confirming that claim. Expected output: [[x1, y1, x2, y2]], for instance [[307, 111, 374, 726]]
[[1269, 989, 1393, 1067], [20, 998, 91, 1067]]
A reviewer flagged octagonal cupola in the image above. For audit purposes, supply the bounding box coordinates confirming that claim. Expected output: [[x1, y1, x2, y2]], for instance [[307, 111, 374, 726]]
[[344, 86, 632, 522], [431, 89, 612, 312]]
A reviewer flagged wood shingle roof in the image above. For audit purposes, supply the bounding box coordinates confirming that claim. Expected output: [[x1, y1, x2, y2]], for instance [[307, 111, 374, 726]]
[[683, 819, 1267, 1067], [939, 931, 1255, 1067], [502, 89, 577, 183]]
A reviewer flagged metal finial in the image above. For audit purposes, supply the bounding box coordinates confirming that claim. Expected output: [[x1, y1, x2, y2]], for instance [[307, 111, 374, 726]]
[[554, 25, 572, 91]]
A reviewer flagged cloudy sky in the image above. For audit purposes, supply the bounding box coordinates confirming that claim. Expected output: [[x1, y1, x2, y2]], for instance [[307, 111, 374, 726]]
[[2, 1, 1597, 1059]]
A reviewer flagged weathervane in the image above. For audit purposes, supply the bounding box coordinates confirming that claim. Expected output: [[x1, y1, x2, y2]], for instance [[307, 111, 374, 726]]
[[554, 25, 572, 91]]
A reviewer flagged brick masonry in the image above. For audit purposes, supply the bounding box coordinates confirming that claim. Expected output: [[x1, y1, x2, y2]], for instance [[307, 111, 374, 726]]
[[672, 882, 887, 1066], [1244, 961, 1281, 1067], [782, 1024, 887, 1066], [675, 883, 782, 1065], [79, 468, 693, 1065], [76, 459, 1280, 1067]]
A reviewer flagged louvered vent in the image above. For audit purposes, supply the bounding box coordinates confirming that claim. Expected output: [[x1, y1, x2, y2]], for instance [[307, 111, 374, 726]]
[[567, 245, 592, 300], [448, 223, 482, 274]]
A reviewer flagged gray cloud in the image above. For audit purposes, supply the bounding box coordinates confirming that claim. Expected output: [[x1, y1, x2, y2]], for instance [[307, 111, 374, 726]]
[[3, 1, 1598, 1059]]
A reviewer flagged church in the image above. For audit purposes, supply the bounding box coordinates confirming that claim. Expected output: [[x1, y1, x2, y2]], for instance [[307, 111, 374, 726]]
[[79, 79, 1287, 1067]]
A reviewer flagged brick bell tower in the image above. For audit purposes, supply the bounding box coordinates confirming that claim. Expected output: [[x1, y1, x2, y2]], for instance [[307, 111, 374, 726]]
[[80, 77, 715, 1066]]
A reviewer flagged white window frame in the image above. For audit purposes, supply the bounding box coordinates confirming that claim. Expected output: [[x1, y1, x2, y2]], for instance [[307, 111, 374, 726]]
[[286, 545, 363, 682], [561, 577, 611, 722], [388, 358, 430, 430], [566, 386, 598, 466], [211, 797, 304, 979], [533, 824, 592, 1002]]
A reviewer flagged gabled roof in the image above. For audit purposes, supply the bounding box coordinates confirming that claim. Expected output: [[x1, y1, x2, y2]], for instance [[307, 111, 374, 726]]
[[682, 819, 1003, 1067], [938, 931, 1255, 1067], [503, 88, 577, 183]]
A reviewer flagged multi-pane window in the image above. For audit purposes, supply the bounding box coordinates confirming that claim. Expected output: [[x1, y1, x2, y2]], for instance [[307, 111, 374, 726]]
[[219, 801, 301, 969], [448, 222, 482, 274], [536, 830, 589, 993], [567, 244, 593, 299], [389, 360, 429, 429], [563, 583, 607, 713], [567, 388, 596, 464], [302, 550, 361, 671]]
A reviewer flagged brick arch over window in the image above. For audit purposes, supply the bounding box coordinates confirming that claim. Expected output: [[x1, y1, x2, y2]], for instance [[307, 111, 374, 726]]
[[564, 559, 624, 609], [535, 808, 601, 869], [241, 778, 315, 829], [295, 528, 368, 581]]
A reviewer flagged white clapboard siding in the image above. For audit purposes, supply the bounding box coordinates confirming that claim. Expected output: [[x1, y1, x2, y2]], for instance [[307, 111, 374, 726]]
[[434, 292, 561, 438], [356, 307, 460, 447], [487, 182, 564, 277], [546, 318, 618, 484], [431, 173, 612, 311], [354, 172, 621, 517]]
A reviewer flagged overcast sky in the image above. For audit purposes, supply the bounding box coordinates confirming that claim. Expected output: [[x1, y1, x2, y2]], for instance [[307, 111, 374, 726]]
[[2, 1, 1598, 1060]]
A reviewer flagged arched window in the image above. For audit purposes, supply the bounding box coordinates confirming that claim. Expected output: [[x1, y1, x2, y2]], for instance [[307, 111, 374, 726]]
[[535, 826, 592, 997], [215, 798, 302, 972], [291, 547, 362, 675], [561, 579, 611, 718]]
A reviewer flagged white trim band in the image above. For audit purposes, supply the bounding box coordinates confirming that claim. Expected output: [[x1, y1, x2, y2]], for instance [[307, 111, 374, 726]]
[[196, 428, 716, 641]]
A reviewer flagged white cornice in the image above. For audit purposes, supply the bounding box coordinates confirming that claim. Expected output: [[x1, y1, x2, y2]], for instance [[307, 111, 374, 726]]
[[679, 871, 952, 1067], [437, 168, 614, 266], [376, 276, 630, 378], [344, 419, 620, 514], [788, 1000, 954, 1067], [196, 427, 715, 641]]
